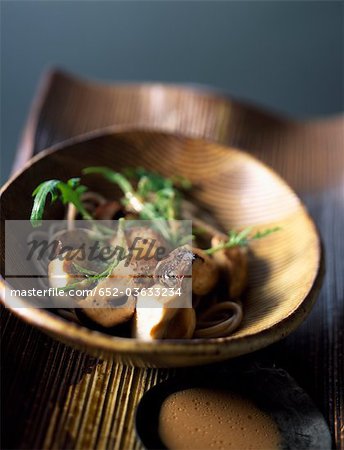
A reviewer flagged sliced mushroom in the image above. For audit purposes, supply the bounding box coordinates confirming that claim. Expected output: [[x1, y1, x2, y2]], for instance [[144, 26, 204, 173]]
[[109, 257, 155, 290], [192, 247, 219, 296], [48, 250, 83, 290], [109, 226, 166, 288], [211, 236, 248, 298], [132, 285, 195, 340], [125, 226, 169, 263], [78, 294, 136, 328], [154, 245, 219, 296], [154, 245, 194, 289], [75, 258, 143, 328]]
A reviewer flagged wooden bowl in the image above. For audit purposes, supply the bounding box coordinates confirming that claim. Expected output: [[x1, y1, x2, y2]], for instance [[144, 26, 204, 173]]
[[0, 129, 323, 367]]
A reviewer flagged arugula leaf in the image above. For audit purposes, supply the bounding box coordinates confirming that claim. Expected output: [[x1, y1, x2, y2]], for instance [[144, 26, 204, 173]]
[[30, 178, 92, 227], [30, 180, 61, 227], [170, 174, 192, 190], [205, 226, 281, 255], [83, 166, 178, 240], [124, 167, 192, 191], [57, 178, 89, 214], [83, 166, 193, 245], [155, 187, 177, 220], [124, 167, 173, 191], [82, 167, 134, 194], [83, 166, 148, 216]]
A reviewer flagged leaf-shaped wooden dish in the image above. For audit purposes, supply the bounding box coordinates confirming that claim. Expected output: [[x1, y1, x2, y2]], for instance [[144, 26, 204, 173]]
[[0, 129, 323, 367]]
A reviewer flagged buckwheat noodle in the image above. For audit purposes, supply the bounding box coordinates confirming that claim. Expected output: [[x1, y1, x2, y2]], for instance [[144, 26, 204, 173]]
[[194, 301, 243, 338]]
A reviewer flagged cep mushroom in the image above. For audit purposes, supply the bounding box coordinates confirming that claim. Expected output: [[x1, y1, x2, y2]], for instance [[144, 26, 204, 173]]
[[154, 245, 219, 296], [154, 246, 194, 289], [48, 229, 105, 291], [76, 258, 145, 327], [78, 294, 136, 328], [192, 247, 219, 296], [48, 250, 84, 290], [132, 285, 195, 340]]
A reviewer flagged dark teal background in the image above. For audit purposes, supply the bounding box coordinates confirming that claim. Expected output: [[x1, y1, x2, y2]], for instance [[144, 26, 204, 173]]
[[1, 1, 343, 183]]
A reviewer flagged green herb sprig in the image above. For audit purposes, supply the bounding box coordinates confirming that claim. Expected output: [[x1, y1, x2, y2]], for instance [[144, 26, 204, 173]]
[[30, 178, 92, 227], [204, 227, 281, 255], [58, 256, 120, 293], [82, 166, 188, 242], [124, 167, 192, 191], [59, 217, 127, 292]]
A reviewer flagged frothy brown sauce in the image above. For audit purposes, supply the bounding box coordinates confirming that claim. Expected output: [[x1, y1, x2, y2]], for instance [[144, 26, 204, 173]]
[[159, 388, 281, 450]]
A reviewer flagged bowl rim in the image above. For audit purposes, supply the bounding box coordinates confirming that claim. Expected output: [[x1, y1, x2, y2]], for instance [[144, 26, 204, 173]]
[[0, 127, 323, 356]]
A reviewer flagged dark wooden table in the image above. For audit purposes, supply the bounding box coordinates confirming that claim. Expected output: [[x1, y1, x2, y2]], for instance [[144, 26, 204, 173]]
[[1, 70, 343, 450]]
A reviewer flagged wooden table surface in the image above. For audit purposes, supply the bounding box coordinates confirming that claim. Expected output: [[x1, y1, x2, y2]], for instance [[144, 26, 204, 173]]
[[1, 70, 343, 450]]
